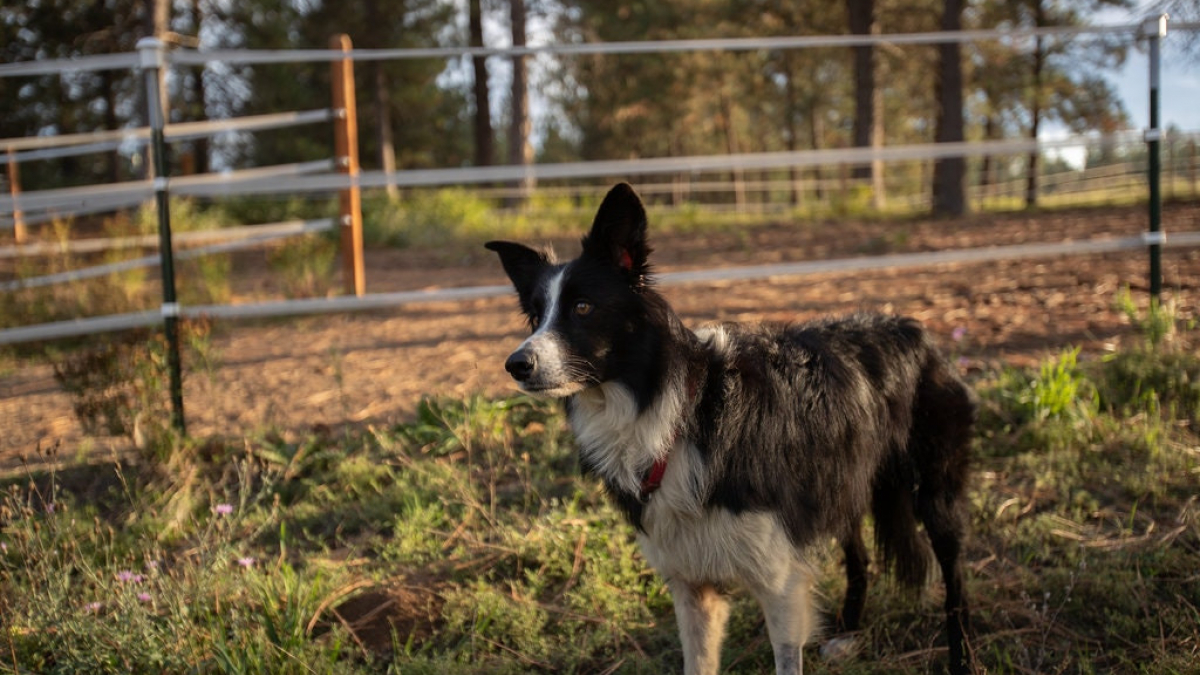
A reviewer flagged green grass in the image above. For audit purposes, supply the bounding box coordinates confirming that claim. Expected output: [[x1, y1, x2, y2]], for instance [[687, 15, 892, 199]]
[[356, 185, 1187, 251], [359, 187, 781, 248], [3, 320, 1200, 673]]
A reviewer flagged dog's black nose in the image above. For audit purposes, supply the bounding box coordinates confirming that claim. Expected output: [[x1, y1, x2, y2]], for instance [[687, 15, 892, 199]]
[[505, 349, 536, 382]]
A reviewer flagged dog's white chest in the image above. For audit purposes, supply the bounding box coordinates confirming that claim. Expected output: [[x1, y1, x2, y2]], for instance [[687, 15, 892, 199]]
[[638, 501, 799, 592]]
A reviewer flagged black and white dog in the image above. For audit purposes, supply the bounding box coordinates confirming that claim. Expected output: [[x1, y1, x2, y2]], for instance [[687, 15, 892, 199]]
[[486, 183, 976, 675]]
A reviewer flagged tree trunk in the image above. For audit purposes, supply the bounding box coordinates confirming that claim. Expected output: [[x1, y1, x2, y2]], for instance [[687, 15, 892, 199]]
[[138, 0, 170, 179], [148, 0, 168, 115], [470, 0, 493, 168], [847, 0, 883, 207], [1025, 2, 1046, 209], [809, 97, 825, 201], [508, 0, 534, 204], [101, 71, 120, 183], [979, 113, 997, 204], [718, 86, 745, 211], [373, 63, 397, 197], [931, 0, 967, 217], [365, 0, 397, 197], [847, 0, 872, 173], [782, 52, 801, 206], [189, 0, 208, 175]]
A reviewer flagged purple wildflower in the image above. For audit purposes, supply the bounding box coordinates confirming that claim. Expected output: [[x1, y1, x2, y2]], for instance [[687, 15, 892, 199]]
[[237, 557, 256, 568], [951, 326, 967, 343], [214, 503, 234, 516], [86, 602, 103, 613], [117, 570, 145, 583], [138, 593, 152, 603]]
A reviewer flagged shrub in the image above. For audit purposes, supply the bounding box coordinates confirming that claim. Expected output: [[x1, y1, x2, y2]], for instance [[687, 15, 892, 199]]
[[988, 347, 1098, 428], [267, 233, 338, 298], [362, 189, 494, 248], [1097, 288, 1200, 425], [52, 320, 216, 460]]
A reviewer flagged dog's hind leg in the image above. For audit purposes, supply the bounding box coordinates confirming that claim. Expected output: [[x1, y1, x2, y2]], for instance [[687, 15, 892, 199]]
[[916, 476, 973, 675], [923, 510, 972, 675], [821, 525, 868, 661], [837, 524, 869, 634], [911, 360, 976, 675], [749, 559, 815, 675], [669, 581, 731, 675]]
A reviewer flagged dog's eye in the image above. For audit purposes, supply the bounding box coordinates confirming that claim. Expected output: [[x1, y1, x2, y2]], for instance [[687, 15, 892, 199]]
[[573, 301, 594, 317]]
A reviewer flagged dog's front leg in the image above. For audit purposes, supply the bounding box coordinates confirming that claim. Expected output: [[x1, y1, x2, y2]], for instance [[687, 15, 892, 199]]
[[750, 561, 815, 675], [669, 581, 731, 675]]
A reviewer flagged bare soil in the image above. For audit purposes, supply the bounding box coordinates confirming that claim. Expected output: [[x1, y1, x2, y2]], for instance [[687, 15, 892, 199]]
[[3, 202, 1199, 471]]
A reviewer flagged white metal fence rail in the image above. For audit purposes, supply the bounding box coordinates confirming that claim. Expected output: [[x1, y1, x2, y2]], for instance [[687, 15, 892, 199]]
[[4, 230, 1198, 347], [1, 19, 1198, 435]]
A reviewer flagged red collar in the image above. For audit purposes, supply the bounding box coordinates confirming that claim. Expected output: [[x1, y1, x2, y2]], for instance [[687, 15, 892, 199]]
[[640, 457, 669, 497], [638, 369, 702, 501]]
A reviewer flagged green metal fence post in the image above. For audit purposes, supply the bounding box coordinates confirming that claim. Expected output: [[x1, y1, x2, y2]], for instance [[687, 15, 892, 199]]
[[1145, 14, 1168, 300], [137, 37, 186, 436]]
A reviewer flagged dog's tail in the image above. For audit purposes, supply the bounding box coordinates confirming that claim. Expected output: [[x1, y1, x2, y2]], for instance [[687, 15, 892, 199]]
[[871, 456, 930, 589], [873, 343, 976, 590]]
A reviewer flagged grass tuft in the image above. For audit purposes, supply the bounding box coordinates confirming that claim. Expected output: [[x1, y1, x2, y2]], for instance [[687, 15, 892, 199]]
[[3, 339, 1199, 673]]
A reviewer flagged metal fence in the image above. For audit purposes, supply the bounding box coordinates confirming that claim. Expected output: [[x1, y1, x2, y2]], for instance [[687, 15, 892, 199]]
[[2, 18, 1198, 434]]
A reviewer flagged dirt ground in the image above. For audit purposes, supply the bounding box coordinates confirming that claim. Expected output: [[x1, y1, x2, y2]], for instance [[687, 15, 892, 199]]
[[3, 202, 1199, 471]]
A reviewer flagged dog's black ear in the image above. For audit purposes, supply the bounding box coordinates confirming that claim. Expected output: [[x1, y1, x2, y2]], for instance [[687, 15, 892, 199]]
[[581, 183, 652, 282], [485, 240, 551, 299]]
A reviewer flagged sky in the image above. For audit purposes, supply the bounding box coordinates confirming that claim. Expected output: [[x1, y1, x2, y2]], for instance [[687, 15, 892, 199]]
[[1042, 7, 1198, 166], [1101, 3, 1199, 132], [1110, 40, 1200, 131]]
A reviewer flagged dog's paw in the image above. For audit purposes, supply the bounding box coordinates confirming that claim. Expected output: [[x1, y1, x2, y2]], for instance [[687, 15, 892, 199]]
[[820, 635, 859, 661]]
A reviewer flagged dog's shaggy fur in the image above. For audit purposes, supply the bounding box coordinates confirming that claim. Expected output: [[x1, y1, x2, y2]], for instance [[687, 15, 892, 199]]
[[487, 183, 976, 674]]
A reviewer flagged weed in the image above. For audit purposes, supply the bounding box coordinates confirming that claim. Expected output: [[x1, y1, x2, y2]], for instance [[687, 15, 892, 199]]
[[1097, 348, 1200, 425], [0, 200, 235, 333], [1023, 347, 1098, 423], [1099, 289, 1200, 426], [51, 320, 218, 460], [4, 345, 1200, 673], [1114, 286, 1190, 350], [978, 347, 1100, 458], [267, 233, 338, 299], [362, 189, 495, 248]]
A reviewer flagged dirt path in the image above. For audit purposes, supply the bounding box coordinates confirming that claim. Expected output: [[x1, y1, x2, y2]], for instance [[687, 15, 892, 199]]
[[3, 203, 1199, 469]]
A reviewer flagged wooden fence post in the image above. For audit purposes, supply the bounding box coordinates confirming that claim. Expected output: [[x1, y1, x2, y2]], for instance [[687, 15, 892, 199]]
[[331, 34, 365, 297], [6, 146, 26, 244]]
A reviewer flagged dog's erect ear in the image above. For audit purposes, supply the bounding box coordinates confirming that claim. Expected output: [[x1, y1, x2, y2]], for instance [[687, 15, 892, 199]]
[[581, 183, 651, 282], [484, 240, 551, 298]]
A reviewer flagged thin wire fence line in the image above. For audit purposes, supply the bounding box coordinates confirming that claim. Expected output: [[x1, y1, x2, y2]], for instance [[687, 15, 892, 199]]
[[0, 52, 139, 78], [0, 218, 334, 259], [0, 310, 162, 345], [3, 21, 1190, 78], [1, 108, 335, 160], [152, 134, 1156, 198], [5, 130, 1193, 222], [0, 219, 334, 291], [0, 18, 1189, 440], [1, 160, 335, 226], [3, 230, 1198, 345], [167, 23, 1159, 65]]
